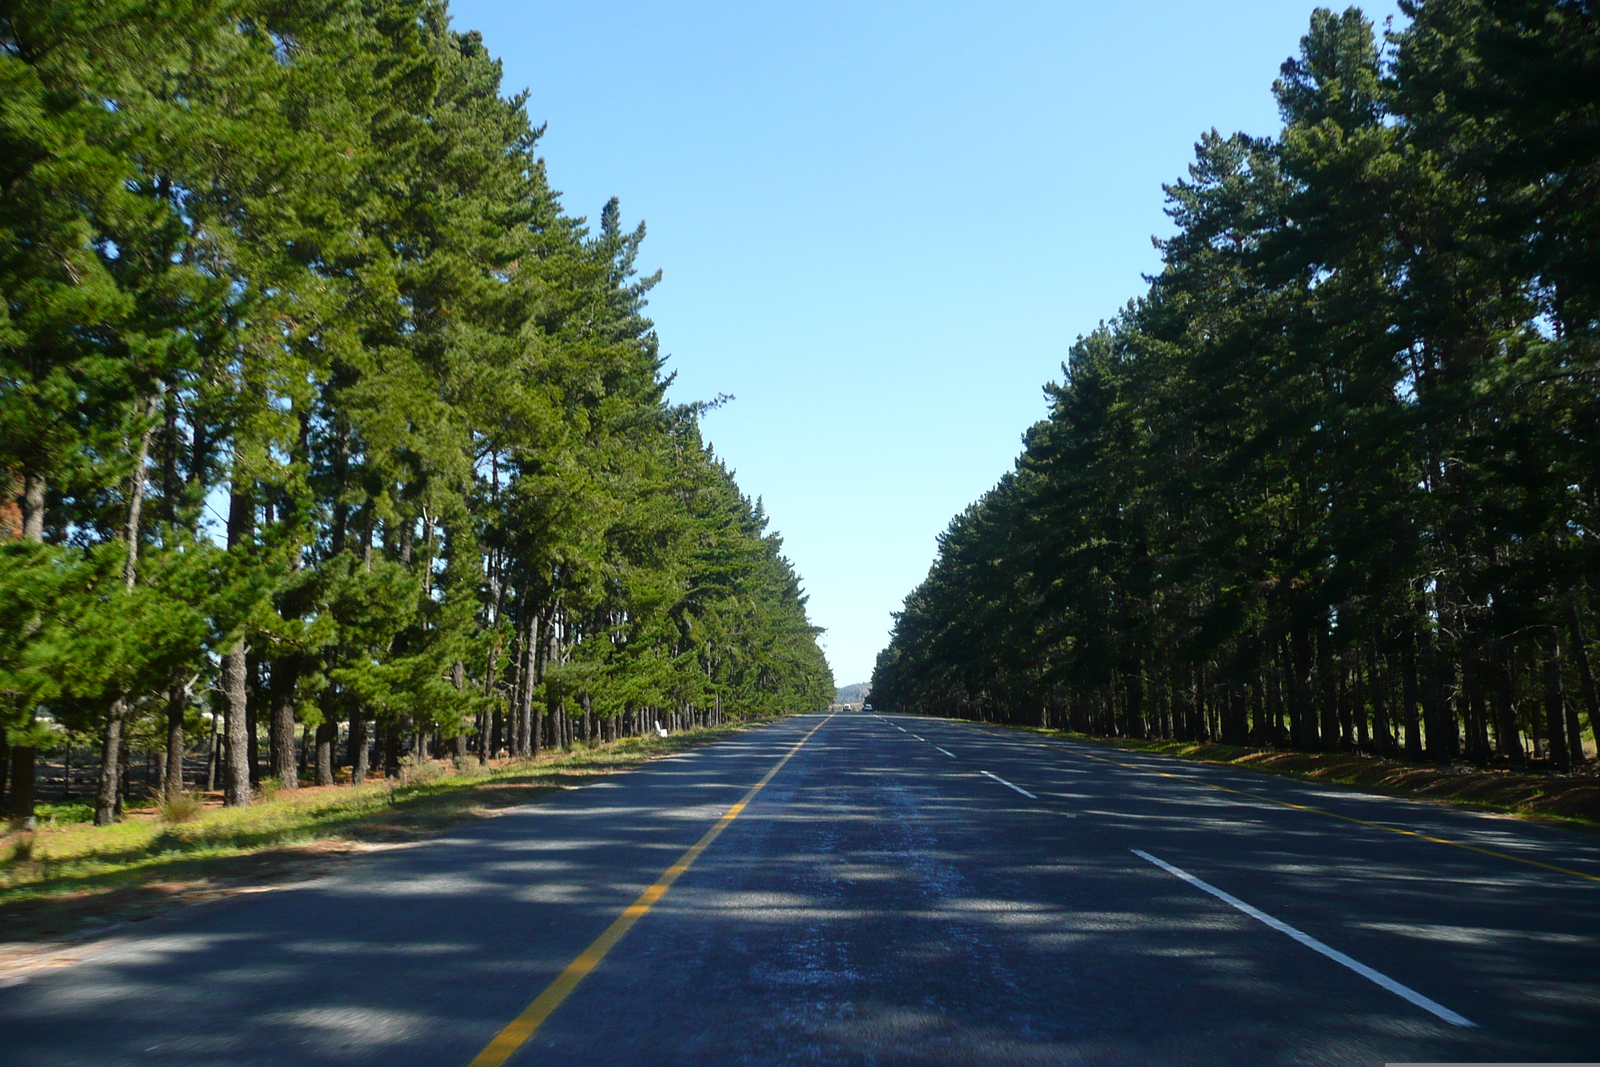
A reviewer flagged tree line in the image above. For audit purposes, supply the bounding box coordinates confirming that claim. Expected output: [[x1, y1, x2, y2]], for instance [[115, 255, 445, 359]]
[[872, 1, 1599, 770], [1, 0, 833, 828]]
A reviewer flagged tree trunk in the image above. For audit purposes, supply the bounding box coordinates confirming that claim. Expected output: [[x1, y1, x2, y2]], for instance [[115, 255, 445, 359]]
[[118, 728, 131, 813], [1401, 637, 1423, 760], [164, 678, 187, 800], [1564, 681, 1586, 767], [221, 640, 251, 804], [480, 647, 498, 762], [97, 409, 156, 824], [350, 707, 369, 784], [222, 479, 253, 806], [1354, 661, 1370, 751], [314, 719, 336, 787], [206, 711, 219, 792], [519, 622, 536, 759], [245, 652, 261, 785], [1368, 648, 1393, 758], [384, 720, 400, 778], [1495, 649, 1523, 765], [1544, 648, 1571, 772], [1289, 626, 1315, 750], [1336, 667, 1353, 749], [21, 470, 45, 541], [95, 703, 125, 826], [8, 733, 35, 831], [1562, 599, 1598, 763], [1462, 656, 1488, 762], [269, 659, 300, 789], [1316, 628, 1338, 750]]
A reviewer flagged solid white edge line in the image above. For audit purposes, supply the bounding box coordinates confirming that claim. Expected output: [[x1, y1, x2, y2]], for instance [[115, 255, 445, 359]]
[[980, 770, 1038, 799], [935, 747, 956, 758], [1130, 849, 1475, 1028]]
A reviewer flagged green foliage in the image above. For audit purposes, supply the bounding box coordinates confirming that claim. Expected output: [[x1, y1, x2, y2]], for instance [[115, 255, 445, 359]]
[[34, 803, 93, 827], [0, 0, 830, 817], [874, 3, 1600, 769]]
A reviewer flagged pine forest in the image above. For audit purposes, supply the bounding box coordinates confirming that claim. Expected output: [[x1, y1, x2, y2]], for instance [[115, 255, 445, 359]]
[[873, 3, 1600, 770], [1, 0, 834, 828]]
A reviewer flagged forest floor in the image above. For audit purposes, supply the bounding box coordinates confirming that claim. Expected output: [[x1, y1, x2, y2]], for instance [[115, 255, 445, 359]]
[[1019, 729, 1600, 829], [0, 720, 772, 959]]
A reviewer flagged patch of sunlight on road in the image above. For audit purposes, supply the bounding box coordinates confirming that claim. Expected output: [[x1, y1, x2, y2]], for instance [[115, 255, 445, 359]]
[[1356, 922, 1596, 947], [749, 962, 864, 987], [486, 834, 634, 851], [283, 939, 474, 955], [183, 963, 308, 992], [1521, 981, 1600, 1009], [511, 881, 616, 904], [340, 872, 503, 896], [1079, 809, 1180, 821], [269, 1006, 433, 1047], [1266, 862, 1355, 877], [1358, 868, 1547, 890], [485, 859, 585, 875], [1018, 931, 1095, 949], [919, 897, 1063, 925], [1002, 863, 1087, 877], [661, 888, 876, 923], [98, 932, 247, 967], [819, 863, 907, 882]]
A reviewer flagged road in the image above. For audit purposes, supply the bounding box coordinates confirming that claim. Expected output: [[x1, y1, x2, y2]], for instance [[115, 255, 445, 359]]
[[3, 710, 1598, 1066]]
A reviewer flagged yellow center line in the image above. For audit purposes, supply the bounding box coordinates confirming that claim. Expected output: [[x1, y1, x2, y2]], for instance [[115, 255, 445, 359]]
[[1064, 746, 1600, 885], [466, 712, 837, 1067]]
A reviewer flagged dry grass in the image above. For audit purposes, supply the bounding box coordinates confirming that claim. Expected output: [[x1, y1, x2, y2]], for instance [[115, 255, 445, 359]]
[[156, 792, 206, 824], [1016, 728, 1600, 828], [0, 719, 772, 940]]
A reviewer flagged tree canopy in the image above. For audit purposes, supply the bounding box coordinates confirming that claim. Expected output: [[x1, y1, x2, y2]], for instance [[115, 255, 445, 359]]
[[872, 2, 1600, 771], [1, 0, 832, 826]]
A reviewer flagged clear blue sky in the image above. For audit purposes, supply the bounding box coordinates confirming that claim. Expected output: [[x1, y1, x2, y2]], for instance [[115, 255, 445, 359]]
[[449, 0, 1403, 688]]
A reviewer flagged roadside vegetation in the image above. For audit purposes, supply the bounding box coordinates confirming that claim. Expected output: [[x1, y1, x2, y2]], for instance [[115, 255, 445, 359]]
[[0, 720, 766, 937], [873, 3, 1600, 777], [1013, 727, 1600, 829], [0, 0, 833, 835]]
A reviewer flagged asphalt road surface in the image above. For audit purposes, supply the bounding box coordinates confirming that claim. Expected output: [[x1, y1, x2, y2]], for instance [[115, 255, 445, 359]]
[[4, 711, 1599, 1066]]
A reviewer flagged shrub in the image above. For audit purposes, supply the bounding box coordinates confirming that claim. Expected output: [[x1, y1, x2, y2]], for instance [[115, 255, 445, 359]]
[[3, 833, 36, 864], [397, 755, 442, 786], [35, 802, 93, 827], [158, 792, 206, 824]]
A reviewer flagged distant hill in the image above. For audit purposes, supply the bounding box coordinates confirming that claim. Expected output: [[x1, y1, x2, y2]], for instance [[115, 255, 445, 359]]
[[835, 682, 871, 704]]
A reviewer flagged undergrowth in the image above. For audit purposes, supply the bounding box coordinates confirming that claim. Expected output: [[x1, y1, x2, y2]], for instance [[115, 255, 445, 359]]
[[0, 719, 770, 909], [1005, 725, 1600, 828]]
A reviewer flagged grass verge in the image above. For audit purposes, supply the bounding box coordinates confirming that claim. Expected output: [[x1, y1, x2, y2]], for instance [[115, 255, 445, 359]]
[[1003, 726, 1600, 829], [0, 719, 774, 943]]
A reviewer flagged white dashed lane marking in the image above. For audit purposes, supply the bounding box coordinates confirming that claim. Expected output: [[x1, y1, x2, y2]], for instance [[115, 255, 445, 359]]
[[980, 770, 1037, 799], [1131, 849, 1475, 1028]]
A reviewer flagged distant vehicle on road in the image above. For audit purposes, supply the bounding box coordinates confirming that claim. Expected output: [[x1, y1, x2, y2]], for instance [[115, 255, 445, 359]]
[[863, 704, 872, 711]]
